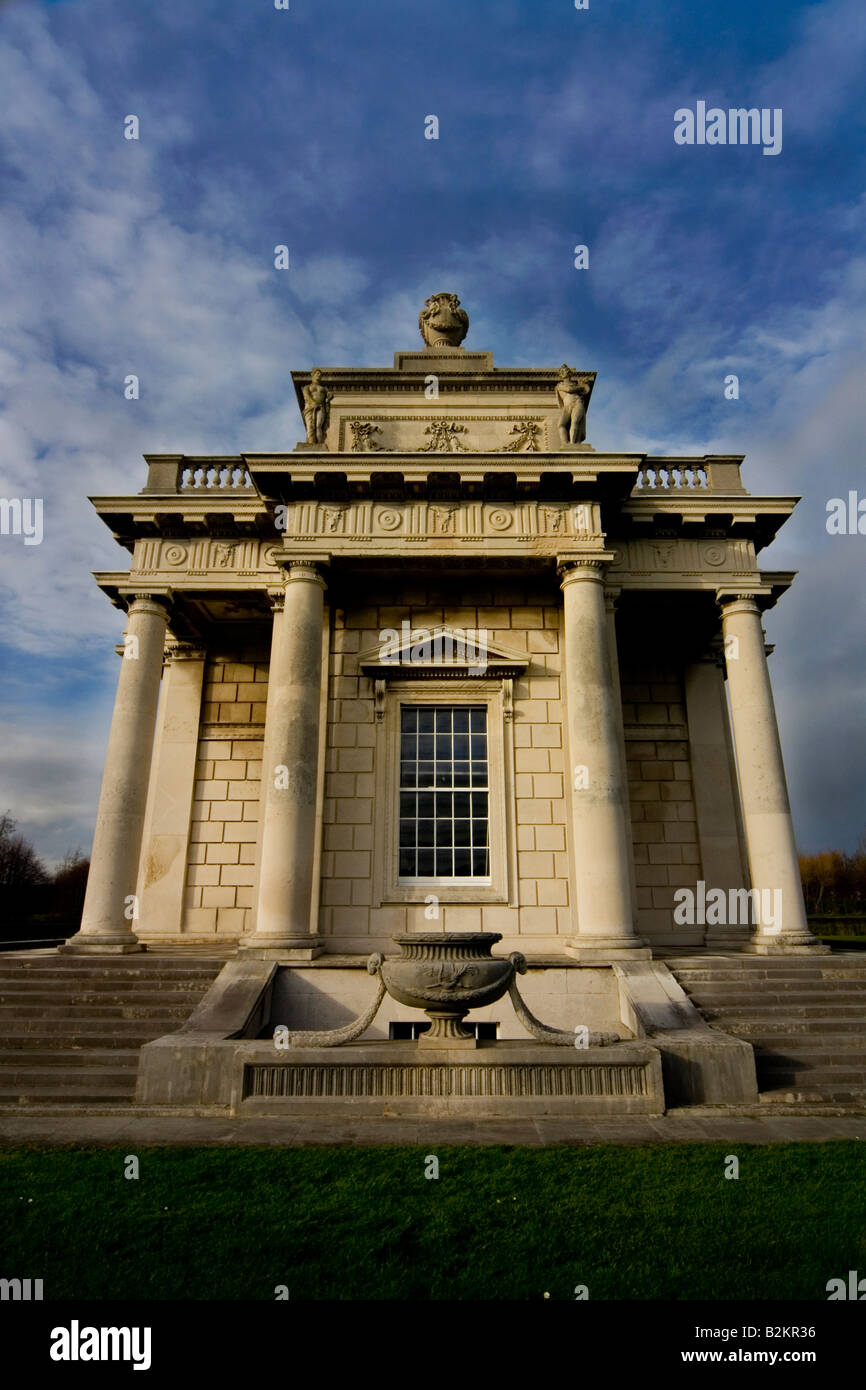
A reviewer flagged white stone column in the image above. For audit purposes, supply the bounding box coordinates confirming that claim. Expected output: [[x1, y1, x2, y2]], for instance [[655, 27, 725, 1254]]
[[560, 559, 648, 960], [720, 595, 826, 954], [605, 587, 639, 912], [240, 562, 327, 959], [136, 641, 207, 942], [63, 594, 171, 954]]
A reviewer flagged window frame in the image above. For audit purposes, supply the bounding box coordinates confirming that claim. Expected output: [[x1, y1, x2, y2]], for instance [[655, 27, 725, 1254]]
[[372, 678, 514, 906], [397, 702, 492, 885]]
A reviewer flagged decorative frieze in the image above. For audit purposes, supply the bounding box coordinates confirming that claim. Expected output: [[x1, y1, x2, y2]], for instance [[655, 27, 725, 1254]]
[[243, 1061, 649, 1098], [337, 414, 549, 452], [132, 538, 280, 576], [282, 500, 602, 543], [129, 520, 758, 584], [607, 538, 756, 576]]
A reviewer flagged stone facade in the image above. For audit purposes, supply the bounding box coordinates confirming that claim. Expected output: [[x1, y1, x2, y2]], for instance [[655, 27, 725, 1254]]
[[65, 303, 823, 969]]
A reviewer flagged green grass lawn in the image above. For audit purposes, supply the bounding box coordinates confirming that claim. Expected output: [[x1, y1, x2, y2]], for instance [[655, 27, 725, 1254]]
[[1, 1142, 864, 1300]]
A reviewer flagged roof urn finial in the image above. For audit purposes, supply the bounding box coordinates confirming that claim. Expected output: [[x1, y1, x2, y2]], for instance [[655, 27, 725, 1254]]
[[418, 292, 469, 348]]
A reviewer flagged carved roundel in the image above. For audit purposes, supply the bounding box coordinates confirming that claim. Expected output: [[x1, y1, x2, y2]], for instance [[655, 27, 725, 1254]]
[[702, 544, 728, 567], [377, 509, 402, 531], [163, 544, 188, 567], [261, 545, 278, 568], [488, 508, 513, 531]]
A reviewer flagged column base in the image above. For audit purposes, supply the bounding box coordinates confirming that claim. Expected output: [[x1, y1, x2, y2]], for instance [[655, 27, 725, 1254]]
[[60, 934, 145, 955], [743, 936, 830, 956], [566, 937, 652, 963], [237, 936, 326, 962]]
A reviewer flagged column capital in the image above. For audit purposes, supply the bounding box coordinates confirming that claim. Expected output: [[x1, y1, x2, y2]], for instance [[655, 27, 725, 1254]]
[[164, 639, 206, 664], [285, 560, 328, 588], [556, 552, 617, 586], [603, 585, 622, 613], [122, 592, 173, 619], [717, 592, 762, 618]]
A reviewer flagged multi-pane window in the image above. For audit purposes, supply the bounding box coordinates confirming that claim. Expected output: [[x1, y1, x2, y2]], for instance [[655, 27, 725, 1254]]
[[398, 706, 489, 878]]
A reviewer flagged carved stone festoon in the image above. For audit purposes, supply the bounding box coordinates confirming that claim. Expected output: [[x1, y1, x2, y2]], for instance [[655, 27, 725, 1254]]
[[348, 421, 383, 452], [421, 420, 470, 452]]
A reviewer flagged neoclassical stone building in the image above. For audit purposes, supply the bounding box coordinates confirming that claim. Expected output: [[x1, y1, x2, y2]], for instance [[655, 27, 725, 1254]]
[[66, 294, 822, 969]]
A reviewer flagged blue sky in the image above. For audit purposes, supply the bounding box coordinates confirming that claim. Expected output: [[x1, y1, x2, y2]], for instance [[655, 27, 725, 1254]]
[[0, 0, 864, 863]]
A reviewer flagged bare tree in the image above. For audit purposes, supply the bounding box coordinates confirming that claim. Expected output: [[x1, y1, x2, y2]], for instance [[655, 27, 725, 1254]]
[[0, 813, 49, 889]]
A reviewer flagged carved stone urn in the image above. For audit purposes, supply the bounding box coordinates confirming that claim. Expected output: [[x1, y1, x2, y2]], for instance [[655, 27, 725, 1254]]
[[380, 933, 514, 1045], [418, 292, 469, 349]]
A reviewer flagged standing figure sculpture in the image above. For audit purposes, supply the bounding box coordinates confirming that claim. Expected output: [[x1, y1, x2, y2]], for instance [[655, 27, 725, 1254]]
[[555, 364, 590, 446], [302, 368, 333, 445]]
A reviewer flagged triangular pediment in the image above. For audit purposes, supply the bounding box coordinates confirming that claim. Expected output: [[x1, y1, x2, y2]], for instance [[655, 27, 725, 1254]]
[[359, 624, 527, 679]]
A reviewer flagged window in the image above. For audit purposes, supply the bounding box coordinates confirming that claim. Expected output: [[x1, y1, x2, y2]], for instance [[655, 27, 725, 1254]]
[[398, 706, 489, 879], [371, 678, 515, 905]]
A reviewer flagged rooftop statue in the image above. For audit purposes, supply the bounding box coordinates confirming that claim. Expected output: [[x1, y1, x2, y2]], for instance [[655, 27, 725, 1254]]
[[302, 368, 333, 444], [419, 292, 469, 348], [555, 364, 590, 445]]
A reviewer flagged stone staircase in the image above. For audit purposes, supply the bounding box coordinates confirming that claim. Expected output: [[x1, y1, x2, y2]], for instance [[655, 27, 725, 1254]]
[[0, 953, 224, 1109], [667, 954, 866, 1105]]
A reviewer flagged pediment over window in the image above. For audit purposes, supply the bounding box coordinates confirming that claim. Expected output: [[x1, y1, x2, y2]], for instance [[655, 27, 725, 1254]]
[[359, 624, 528, 680]]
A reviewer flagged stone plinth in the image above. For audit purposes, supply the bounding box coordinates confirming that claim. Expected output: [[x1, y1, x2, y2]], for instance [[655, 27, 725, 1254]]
[[238, 1040, 664, 1116]]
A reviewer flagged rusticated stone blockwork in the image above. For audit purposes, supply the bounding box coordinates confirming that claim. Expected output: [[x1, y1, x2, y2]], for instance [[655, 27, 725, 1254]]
[[621, 662, 702, 947], [184, 649, 268, 937], [178, 612, 710, 951], [319, 576, 570, 949]]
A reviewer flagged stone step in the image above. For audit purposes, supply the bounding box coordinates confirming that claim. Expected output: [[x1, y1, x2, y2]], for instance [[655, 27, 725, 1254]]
[[725, 1020, 866, 1038], [0, 1081, 135, 1104], [0, 966, 220, 984], [0, 1002, 198, 1020], [759, 1087, 866, 1104], [670, 950, 864, 958], [755, 1051, 866, 1070], [0, 956, 221, 1108], [0, 1063, 135, 1087], [0, 1048, 141, 1068], [758, 1067, 866, 1085], [0, 977, 214, 993], [668, 954, 862, 964], [748, 1036, 866, 1052], [682, 985, 866, 1001], [671, 957, 866, 1104], [670, 968, 866, 983], [0, 1025, 175, 1047], [0, 989, 211, 1011], [700, 1003, 866, 1019]]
